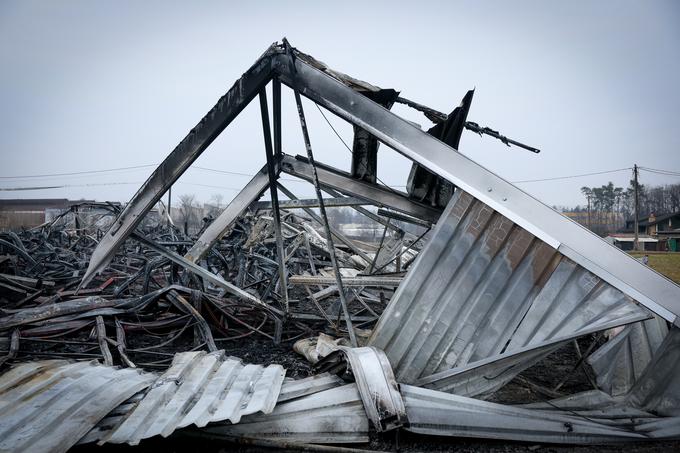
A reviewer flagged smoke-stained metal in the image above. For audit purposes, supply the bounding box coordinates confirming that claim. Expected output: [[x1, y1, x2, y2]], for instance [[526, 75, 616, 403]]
[[401, 384, 680, 444], [81, 45, 282, 287], [81, 43, 680, 330], [369, 190, 650, 384], [407, 89, 474, 209], [275, 48, 680, 324], [205, 383, 370, 444], [0, 360, 154, 453], [318, 346, 407, 432], [280, 155, 441, 222]]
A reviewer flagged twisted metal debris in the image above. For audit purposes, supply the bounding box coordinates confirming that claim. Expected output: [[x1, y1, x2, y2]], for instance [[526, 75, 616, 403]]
[[2, 40, 680, 451]]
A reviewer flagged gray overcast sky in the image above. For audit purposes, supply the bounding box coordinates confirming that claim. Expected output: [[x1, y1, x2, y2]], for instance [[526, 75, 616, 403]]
[[1, 0, 679, 208]]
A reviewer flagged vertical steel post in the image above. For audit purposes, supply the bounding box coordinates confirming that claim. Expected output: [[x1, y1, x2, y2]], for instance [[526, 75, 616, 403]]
[[634, 164, 640, 252], [259, 88, 289, 314], [292, 89, 358, 346], [273, 78, 282, 158]]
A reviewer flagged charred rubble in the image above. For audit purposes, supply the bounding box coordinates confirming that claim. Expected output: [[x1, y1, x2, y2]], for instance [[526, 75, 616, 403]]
[[1, 40, 680, 453]]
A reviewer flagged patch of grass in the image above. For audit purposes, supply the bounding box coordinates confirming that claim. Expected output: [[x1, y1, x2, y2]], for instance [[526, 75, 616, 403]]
[[629, 252, 680, 284]]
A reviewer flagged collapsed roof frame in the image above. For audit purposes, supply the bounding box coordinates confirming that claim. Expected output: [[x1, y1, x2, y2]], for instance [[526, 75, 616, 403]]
[[81, 40, 680, 327]]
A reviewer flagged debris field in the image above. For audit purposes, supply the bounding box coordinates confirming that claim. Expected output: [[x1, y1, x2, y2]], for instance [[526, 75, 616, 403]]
[[1, 40, 680, 453]]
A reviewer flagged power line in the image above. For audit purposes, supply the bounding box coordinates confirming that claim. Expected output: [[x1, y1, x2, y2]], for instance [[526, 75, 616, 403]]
[[313, 102, 406, 194], [638, 166, 680, 177], [512, 168, 632, 184], [0, 165, 155, 179], [0, 182, 143, 191]]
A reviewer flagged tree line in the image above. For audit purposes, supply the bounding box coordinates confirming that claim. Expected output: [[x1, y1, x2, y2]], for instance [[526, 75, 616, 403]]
[[570, 181, 680, 236]]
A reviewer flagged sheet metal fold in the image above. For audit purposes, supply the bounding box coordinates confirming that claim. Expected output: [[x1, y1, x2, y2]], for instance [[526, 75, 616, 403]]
[[587, 315, 669, 396], [402, 384, 680, 444], [319, 346, 407, 432]]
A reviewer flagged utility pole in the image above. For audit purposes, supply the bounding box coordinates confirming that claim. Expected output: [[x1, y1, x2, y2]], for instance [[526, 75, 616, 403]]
[[633, 164, 639, 251]]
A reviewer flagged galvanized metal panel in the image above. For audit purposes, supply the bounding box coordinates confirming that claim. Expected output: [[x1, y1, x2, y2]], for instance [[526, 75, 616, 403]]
[[401, 384, 679, 444], [103, 350, 285, 445], [205, 383, 369, 444], [588, 315, 669, 396], [0, 360, 155, 453], [626, 326, 680, 416], [369, 190, 650, 385]]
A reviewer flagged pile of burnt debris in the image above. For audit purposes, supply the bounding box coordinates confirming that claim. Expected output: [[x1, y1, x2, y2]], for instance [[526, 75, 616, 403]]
[[0, 202, 418, 371], [1, 40, 680, 453]]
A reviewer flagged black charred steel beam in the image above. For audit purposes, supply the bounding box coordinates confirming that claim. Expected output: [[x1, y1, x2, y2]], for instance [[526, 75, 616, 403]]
[[376, 208, 433, 229], [406, 89, 474, 209], [350, 89, 400, 184], [254, 196, 369, 210], [259, 89, 290, 313], [280, 154, 441, 222], [81, 44, 282, 287]]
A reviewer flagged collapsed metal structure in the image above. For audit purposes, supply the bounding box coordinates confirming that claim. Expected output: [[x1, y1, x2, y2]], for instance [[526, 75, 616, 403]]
[[2, 40, 680, 451]]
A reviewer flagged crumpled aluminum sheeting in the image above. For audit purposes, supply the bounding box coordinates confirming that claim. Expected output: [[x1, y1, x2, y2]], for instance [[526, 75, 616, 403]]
[[318, 346, 408, 432], [205, 383, 369, 444], [102, 350, 285, 445], [587, 315, 669, 396], [416, 308, 649, 398], [625, 326, 680, 417], [0, 360, 155, 453], [401, 384, 679, 444], [370, 190, 650, 386]]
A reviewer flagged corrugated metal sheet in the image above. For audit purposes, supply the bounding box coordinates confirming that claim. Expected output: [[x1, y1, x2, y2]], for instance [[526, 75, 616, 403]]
[[80, 371, 345, 446], [369, 190, 650, 385], [206, 383, 369, 444], [102, 350, 285, 445], [0, 360, 154, 453], [402, 384, 680, 444], [588, 315, 669, 396]]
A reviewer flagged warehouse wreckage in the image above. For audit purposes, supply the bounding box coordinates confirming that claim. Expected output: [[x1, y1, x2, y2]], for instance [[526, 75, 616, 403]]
[[1, 40, 680, 452]]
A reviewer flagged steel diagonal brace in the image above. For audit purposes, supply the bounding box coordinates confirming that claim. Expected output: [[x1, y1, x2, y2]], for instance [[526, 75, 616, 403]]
[[80, 44, 282, 287]]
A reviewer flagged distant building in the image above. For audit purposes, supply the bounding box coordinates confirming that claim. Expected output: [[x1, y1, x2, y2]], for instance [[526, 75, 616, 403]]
[[614, 212, 680, 252], [0, 199, 123, 232], [603, 233, 658, 251], [0, 199, 77, 230]]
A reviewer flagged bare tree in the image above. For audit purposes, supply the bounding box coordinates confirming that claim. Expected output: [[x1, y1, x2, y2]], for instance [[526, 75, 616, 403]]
[[207, 193, 225, 217], [178, 194, 199, 235]]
